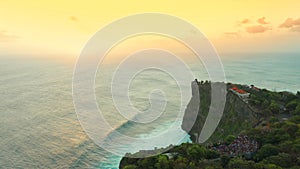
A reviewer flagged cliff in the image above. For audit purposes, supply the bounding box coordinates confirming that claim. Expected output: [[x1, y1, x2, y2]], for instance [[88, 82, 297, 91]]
[[182, 81, 259, 143]]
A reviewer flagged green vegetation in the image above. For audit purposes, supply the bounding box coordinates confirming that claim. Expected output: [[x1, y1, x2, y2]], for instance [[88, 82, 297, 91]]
[[120, 84, 300, 169], [248, 88, 300, 117], [120, 117, 300, 169]]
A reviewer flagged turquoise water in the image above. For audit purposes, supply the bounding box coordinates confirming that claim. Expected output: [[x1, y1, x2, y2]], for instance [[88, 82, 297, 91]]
[[0, 53, 299, 168]]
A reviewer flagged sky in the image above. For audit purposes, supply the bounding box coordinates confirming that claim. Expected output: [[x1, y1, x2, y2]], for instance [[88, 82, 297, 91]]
[[1, 0, 300, 59]]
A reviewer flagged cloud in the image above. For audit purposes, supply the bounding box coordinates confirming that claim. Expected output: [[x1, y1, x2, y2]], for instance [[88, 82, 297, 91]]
[[69, 16, 78, 22], [0, 30, 18, 42], [246, 25, 271, 33], [257, 17, 269, 24], [279, 17, 300, 28], [239, 18, 250, 24]]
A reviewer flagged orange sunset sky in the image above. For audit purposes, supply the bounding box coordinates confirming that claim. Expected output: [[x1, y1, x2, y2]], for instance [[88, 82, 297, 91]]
[[1, 0, 300, 59]]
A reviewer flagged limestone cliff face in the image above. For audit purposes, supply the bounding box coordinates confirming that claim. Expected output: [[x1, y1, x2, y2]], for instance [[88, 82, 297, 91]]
[[181, 81, 200, 137], [182, 81, 258, 143]]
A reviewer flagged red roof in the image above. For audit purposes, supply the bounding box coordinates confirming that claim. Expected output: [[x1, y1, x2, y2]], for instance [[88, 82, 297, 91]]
[[230, 87, 248, 94], [236, 89, 247, 94], [232, 87, 238, 90]]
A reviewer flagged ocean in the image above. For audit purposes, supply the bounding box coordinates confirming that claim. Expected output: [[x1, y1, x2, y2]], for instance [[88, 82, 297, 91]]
[[0, 53, 299, 168]]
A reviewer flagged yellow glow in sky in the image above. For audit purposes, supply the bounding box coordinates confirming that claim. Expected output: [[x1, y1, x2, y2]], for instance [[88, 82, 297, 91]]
[[1, 0, 300, 58]]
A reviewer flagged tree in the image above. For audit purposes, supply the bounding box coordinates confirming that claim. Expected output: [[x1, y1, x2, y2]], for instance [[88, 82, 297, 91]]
[[292, 105, 300, 115], [264, 164, 282, 169], [225, 135, 236, 144], [255, 144, 279, 161], [173, 157, 189, 169], [279, 140, 293, 153], [269, 116, 279, 123], [290, 115, 300, 124], [286, 100, 298, 111], [228, 158, 254, 169], [282, 122, 299, 137], [263, 153, 293, 168], [187, 144, 207, 160], [155, 155, 170, 169], [270, 101, 280, 114], [206, 149, 220, 159], [291, 144, 300, 154], [262, 100, 270, 108], [140, 157, 156, 169]]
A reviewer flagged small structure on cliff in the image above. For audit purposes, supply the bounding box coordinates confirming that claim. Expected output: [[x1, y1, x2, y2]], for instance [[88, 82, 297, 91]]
[[229, 87, 250, 99], [250, 85, 261, 91]]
